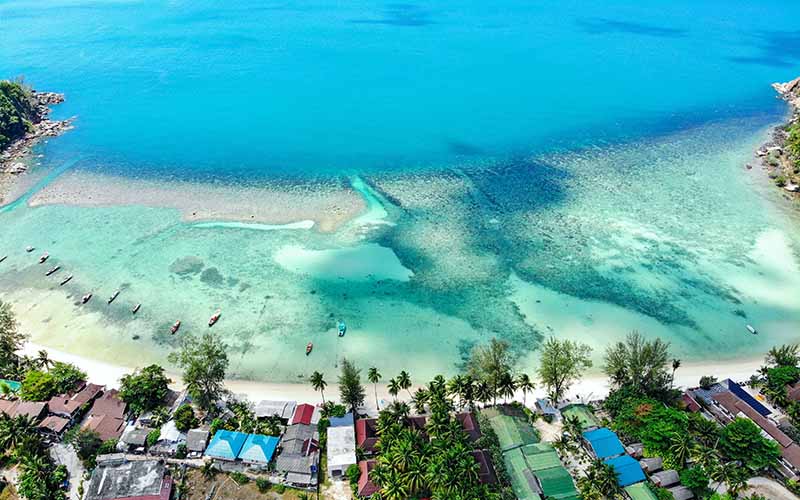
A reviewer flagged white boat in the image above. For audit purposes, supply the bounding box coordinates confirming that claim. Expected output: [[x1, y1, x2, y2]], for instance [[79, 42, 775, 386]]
[[746, 324, 757, 335], [108, 290, 120, 304], [0, 255, 7, 263]]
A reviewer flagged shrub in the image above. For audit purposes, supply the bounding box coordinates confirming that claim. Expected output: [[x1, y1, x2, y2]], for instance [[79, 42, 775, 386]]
[[173, 404, 198, 432], [345, 463, 361, 484], [146, 429, 161, 448], [175, 443, 187, 459], [230, 471, 249, 485], [699, 375, 718, 390], [97, 439, 118, 455], [719, 417, 780, 471], [18, 370, 57, 401], [274, 484, 286, 494], [776, 175, 788, 187], [256, 477, 271, 493]]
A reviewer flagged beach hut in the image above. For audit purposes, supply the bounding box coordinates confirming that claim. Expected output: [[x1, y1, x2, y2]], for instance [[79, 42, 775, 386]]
[[290, 403, 321, 426], [205, 429, 248, 461], [327, 425, 357, 479], [639, 457, 663, 473], [650, 469, 680, 488], [604, 455, 645, 487], [357, 460, 379, 498], [668, 485, 695, 500], [238, 434, 280, 467], [456, 412, 482, 442], [582, 427, 625, 459], [355, 418, 380, 455], [536, 398, 559, 418], [186, 429, 210, 458]]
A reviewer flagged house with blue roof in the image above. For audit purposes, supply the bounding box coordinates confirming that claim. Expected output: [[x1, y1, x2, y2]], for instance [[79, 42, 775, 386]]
[[328, 412, 354, 428], [605, 454, 646, 486], [238, 434, 280, 466], [583, 427, 625, 459], [205, 430, 248, 461]]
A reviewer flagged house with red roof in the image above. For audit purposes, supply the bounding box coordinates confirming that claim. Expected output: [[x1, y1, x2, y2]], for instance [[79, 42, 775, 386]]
[[355, 418, 380, 455], [48, 383, 103, 421], [357, 460, 379, 497], [289, 403, 321, 426]]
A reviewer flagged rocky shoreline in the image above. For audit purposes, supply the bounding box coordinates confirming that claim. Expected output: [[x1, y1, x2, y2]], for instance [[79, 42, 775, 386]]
[[754, 77, 800, 196], [0, 88, 73, 203]]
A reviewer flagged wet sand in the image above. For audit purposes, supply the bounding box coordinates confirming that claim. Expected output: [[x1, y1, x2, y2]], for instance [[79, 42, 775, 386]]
[[28, 170, 366, 232]]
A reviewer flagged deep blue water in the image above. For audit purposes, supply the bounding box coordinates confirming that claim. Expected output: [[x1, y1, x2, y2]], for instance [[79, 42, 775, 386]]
[[2, 0, 800, 179]]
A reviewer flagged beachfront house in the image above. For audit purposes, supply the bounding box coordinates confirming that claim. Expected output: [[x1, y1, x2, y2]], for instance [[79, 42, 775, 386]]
[[327, 425, 357, 479], [0, 400, 47, 422], [48, 382, 103, 421], [255, 400, 297, 423], [119, 426, 152, 454], [274, 423, 320, 487], [290, 403, 321, 426], [149, 420, 187, 457]]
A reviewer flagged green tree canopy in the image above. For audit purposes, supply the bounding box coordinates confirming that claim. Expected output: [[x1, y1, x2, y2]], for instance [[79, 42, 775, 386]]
[[18, 370, 57, 402], [719, 417, 780, 471], [338, 358, 365, 414], [603, 331, 672, 399], [173, 404, 198, 432], [537, 337, 592, 402], [0, 300, 27, 378], [168, 331, 228, 413], [49, 362, 86, 393], [766, 343, 800, 368], [119, 364, 171, 416], [468, 338, 514, 405]]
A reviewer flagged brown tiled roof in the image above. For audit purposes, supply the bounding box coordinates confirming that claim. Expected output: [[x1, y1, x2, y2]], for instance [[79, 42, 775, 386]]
[[39, 415, 70, 434], [84, 414, 126, 441], [0, 399, 19, 417], [457, 412, 482, 442], [471, 449, 497, 484], [357, 460, 379, 497], [781, 443, 800, 470], [14, 402, 47, 421], [788, 383, 800, 402], [48, 383, 103, 417], [89, 389, 126, 420]]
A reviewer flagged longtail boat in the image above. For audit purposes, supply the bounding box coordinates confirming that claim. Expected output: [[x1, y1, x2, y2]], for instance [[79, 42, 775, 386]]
[[208, 310, 221, 327], [59, 274, 73, 286], [46, 266, 61, 276], [132, 303, 141, 314], [108, 290, 120, 304], [171, 320, 181, 334]]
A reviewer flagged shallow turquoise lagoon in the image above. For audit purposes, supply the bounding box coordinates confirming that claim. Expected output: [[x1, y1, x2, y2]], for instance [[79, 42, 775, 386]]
[[1, 0, 800, 381]]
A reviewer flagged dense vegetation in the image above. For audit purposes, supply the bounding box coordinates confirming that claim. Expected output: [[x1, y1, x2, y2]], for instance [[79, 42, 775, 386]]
[[0, 414, 67, 500], [18, 362, 86, 401], [0, 80, 37, 151], [168, 331, 228, 413], [119, 364, 171, 416]]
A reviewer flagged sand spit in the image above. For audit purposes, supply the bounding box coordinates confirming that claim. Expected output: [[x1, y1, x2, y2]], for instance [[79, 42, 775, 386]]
[[28, 170, 366, 232]]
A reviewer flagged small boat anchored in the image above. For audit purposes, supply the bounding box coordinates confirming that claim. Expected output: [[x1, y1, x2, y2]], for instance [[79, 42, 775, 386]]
[[170, 320, 181, 334], [59, 274, 73, 286], [337, 320, 347, 337], [746, 324, 758, 335], [0, 255, 7, 264], [39, 253, 49, 264], [25, 246, 34, 253], [45, 266, 61, 276], [108, 290, 120, 304], [132, 303, 141, 314], [81, 293, 92, 304], [208, 310, 221, 327], [306, 342, 313, 356]]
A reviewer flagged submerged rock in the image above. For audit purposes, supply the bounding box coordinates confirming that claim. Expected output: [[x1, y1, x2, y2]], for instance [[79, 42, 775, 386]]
[[200, 266, 224, 286], [168, 256, 204, 275]]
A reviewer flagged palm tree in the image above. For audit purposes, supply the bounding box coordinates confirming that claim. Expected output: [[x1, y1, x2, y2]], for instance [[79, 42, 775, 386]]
[[447, 375, 467, 409], [411, 388, 428, 415], [201, 460, 217, 480], [516, 373, 535, 407], [310, 371, 327, 404], [669, 432, 692, 468], [389, 401, 410, 420], [671, 358, 681, 388], [397, 370, 412, 398], [709, 461, 736, 493], [563, 415, 583, 441], [35, 350, 52, 370], [475, 380, 492, 406], [498, 372, 516, 403], [388, 378, 400, 402], [368, 367, 382, 410]]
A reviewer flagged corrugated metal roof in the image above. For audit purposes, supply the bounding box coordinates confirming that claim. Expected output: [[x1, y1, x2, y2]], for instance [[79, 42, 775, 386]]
[[583, 427, 625, 459], [205, 430, 248, 460], [605, 455, 646, 487], [238, 434, 279, 464]]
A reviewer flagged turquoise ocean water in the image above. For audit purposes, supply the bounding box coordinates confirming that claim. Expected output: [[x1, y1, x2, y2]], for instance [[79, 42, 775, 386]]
[[1, 0, 800, 382]]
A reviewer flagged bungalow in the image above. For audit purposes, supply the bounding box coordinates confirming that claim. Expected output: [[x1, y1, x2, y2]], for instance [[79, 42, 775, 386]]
[[85, 458, 172, 500], [186, 429, 210, 458], [356, 460, 379, 498], [84, 415, 126, 442], [38, 415, 70, 438], [668, 485, 695, 500], [355, 418, 379, 455], [471, 449, 497, 485], [650, 470, 680, 488], [48, 383, 103, 421], [275, 423, 320, 487], [536, 398, 559, 419], [639, 457, 663, 474], [0, 401, 47, 422], [456, 412, 482, 442], [205, 429, 248, 461], [605, 455, 645, 487], [327, 425, 357, 479]]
